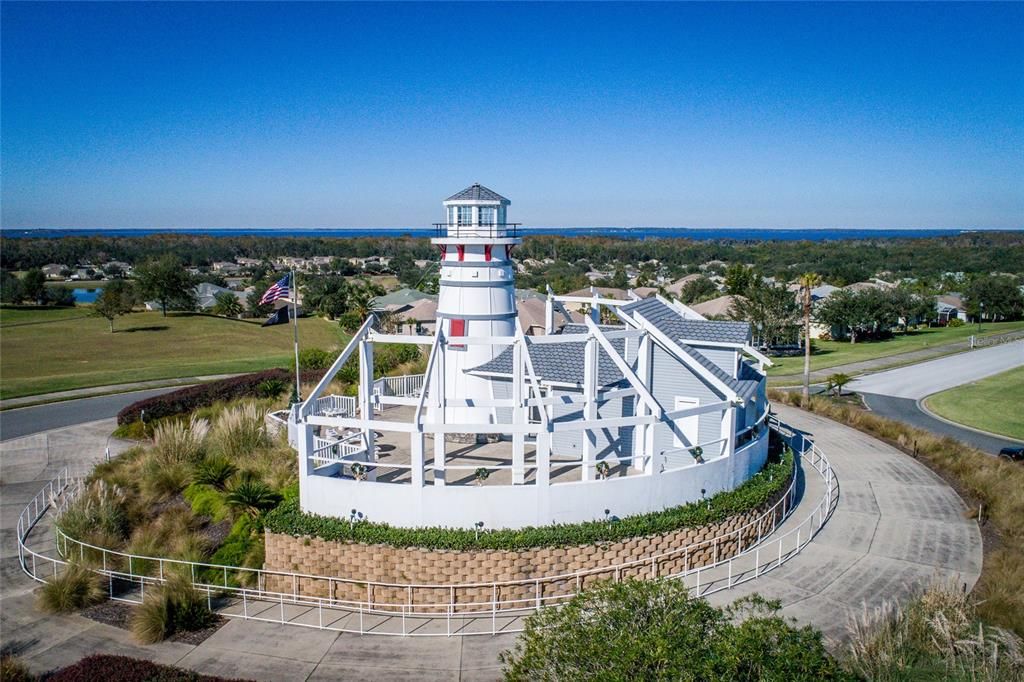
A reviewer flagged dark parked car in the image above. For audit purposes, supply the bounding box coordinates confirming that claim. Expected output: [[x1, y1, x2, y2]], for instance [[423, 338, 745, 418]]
[[998, 446, 1024, 463]]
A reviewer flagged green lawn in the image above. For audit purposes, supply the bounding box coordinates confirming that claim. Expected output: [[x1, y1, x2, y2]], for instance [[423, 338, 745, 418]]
[[766, 321, 1024, 376], [924, 366, 1024, 441], [0, 307, 346, 399]]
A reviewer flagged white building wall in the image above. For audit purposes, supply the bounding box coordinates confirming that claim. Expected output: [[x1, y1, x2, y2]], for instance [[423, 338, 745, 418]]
[[301, 432, 769, 529]]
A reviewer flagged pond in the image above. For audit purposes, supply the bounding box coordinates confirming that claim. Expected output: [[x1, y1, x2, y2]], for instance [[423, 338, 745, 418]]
[[71, 287, 104, 303]]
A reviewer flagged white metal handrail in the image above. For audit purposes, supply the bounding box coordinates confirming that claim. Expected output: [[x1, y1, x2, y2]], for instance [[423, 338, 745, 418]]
[[18, 418, 836, 637]]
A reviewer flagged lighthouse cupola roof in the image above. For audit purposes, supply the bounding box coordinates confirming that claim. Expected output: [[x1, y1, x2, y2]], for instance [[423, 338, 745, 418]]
[[444, 183, 510, 205]]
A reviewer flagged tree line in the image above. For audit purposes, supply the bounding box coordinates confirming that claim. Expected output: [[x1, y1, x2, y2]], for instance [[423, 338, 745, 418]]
[[3, 231, 1023, 286]]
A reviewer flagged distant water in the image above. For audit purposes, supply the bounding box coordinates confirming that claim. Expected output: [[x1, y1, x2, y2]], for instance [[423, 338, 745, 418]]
[[2, 227, 1013, 242], [71, 287, 103, 303]]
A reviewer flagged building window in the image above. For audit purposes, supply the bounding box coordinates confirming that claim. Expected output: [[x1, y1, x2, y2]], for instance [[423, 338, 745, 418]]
[[479, 206, 496, 226], [457, 206, 473, 226], [447, 206, 456, 225]]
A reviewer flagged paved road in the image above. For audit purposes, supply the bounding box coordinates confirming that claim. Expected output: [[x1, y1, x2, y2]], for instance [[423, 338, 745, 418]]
[[849, 340, 1023, 399], [861, 393, 1021, 453], [847, 341, 1024, 454], [770, 329, 1024, 386], [0, 388, 176, 442]]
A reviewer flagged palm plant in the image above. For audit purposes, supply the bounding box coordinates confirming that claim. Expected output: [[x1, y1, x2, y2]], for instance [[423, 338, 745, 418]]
[[799, 272, 822, 405], [211, 291, 243, 317], [225, 473, 282, 518], [826, 372, 853, 397], [193, 456, 237, 491]]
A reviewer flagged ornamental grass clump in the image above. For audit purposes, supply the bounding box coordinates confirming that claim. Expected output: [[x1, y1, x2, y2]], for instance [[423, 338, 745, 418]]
[[151, 416, 209, 465], [54, 480, 131, 549], [844, 580, 1024, 681], [211, 403, 268, 460], [37, 563, 103, 614], [131, 575, 215, 644]]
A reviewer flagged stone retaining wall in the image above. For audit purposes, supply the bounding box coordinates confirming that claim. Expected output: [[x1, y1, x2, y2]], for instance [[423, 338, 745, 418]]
[[263, 476, 792, 613]]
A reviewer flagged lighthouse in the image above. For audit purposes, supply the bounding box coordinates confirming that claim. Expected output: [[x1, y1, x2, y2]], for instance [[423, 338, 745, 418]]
[[432, 184, 520, 425]]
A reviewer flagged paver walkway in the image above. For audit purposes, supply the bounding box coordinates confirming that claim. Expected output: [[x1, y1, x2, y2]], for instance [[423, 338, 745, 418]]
[[1, 409, 982, 679]]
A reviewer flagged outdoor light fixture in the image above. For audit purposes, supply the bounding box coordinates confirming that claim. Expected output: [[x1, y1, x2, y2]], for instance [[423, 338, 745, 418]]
[[474, 521, 484, 541]]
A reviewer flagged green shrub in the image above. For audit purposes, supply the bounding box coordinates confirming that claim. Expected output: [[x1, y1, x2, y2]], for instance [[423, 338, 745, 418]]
[[184, 483, 230, 522], [37, 563, 104, 613], [131, 575, 215, 644], [256, 378, 287, 399], [298, 347, 333, 371], [500, 580, 850, 681], [947, 318, 965, 327], [210, 403, 268, 459], [140, 455, 191, 500], [265, 449, 793, 550]]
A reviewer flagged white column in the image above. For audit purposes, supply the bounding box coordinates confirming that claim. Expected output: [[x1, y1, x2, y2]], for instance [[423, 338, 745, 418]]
[[544, 296, 554, 335], [358, 338, 376, 481], [297, 423, 315, 510], [511, 340, 525, 484], [410, 431, 424, 488], [634, 333, 652, 474], [433, 339, 446, 486], [582, 336, 598, 481], [721, 403, 738, 483]]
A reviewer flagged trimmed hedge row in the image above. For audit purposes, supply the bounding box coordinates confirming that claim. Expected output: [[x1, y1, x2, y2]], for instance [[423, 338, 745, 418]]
[[45, 654, 253, 682], [116, 369, 325, 425], [264, 449, 794, 551]]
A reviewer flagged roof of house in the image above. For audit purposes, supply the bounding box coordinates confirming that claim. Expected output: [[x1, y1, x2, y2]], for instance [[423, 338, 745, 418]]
[[470, 303, 758, 401], [517, 298, 585, 333], [937, 293, 965, 308], [445, 183, 509, 203], [689, 295, 740, 319], [470, 323, 627, 386], [563, 286, 631, 299], [620, 297, 751, 345], [370, 288, 437, 310], [664, 273, 704, 295], [393, 298, 438, 321], [630, 287, 659, 299]]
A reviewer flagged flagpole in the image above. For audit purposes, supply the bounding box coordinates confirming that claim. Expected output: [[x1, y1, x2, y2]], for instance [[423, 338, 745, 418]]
[[291, 268, 301, 402]]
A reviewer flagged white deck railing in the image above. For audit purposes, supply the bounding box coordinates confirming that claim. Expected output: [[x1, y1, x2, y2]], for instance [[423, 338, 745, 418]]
[[17, 418, 837, 637]]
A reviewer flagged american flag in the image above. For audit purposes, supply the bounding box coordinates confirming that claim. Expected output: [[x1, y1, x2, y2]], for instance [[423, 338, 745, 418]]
[[259, 274, 291, 305]]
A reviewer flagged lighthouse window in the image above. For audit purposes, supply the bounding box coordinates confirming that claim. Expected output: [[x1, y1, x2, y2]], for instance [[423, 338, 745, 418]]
[[457, 206, 473, 226], [449, 318, 466, 349], [479, 206, 496, 225]]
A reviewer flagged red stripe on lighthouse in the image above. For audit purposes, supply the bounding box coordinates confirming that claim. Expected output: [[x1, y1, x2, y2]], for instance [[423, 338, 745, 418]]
[[457, 245, 465, 262], [484, 245, 492, 262]]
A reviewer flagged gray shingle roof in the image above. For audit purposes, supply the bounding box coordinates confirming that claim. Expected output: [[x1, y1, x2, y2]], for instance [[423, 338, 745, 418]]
[[469, 325, 626, 386], [468, 309, 762, 402], [446, 183, 509, 203], [620, 298, 751, 345]]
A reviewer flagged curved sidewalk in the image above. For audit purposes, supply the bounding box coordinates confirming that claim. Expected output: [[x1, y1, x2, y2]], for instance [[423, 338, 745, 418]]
[[2, 410, 983, 679], [712, 404, 983, 641]]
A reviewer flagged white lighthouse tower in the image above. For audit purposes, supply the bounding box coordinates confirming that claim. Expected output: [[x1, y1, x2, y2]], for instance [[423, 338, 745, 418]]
[[433, 184, 520, 425]]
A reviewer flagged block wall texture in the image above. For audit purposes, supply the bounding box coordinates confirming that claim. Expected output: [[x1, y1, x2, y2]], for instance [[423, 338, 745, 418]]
[[263, 481, 791, 613]]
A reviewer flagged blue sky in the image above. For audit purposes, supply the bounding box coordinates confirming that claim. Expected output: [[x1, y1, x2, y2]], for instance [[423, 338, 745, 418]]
[[2, 2, 1022, 229]]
